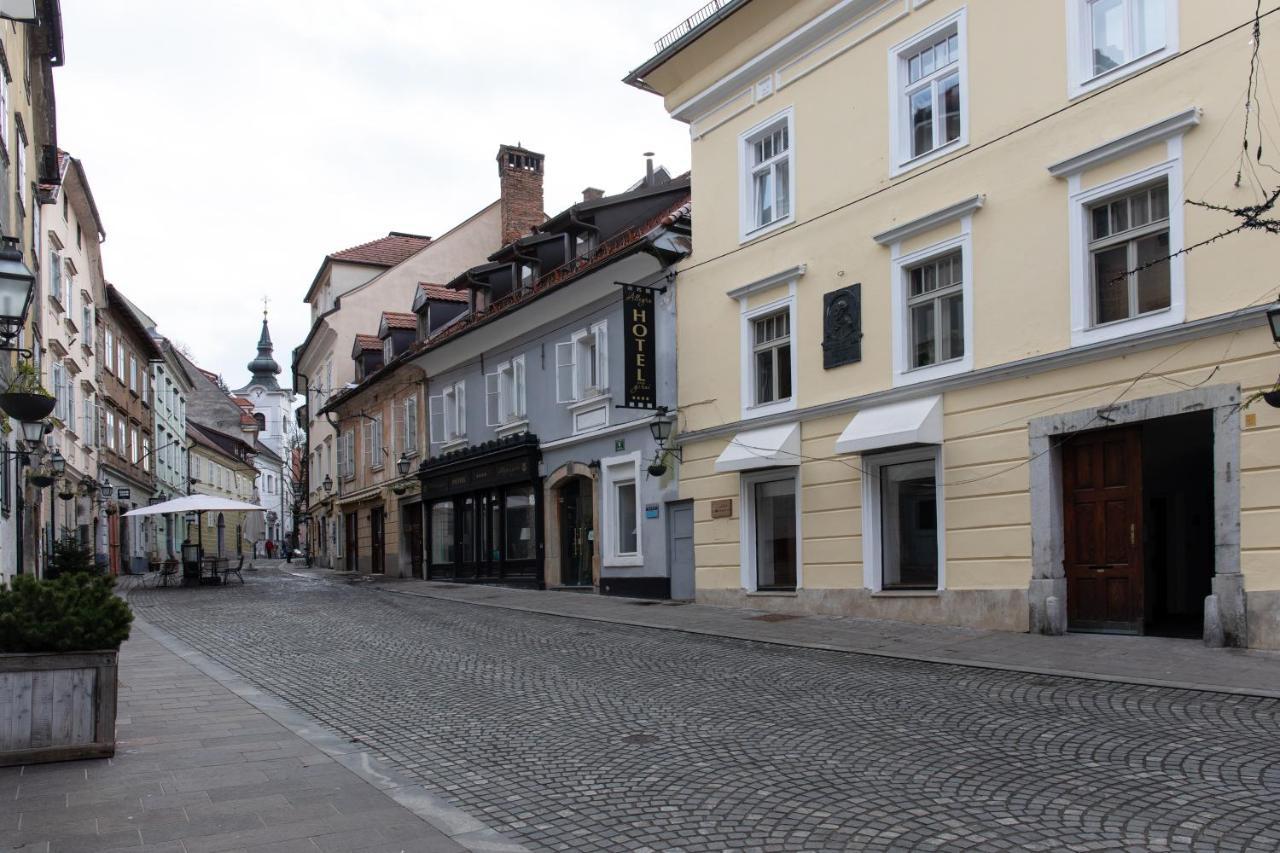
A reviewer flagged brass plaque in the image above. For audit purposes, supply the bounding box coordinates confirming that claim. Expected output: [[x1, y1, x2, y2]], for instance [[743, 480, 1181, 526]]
[[710, 498, 733, 519]]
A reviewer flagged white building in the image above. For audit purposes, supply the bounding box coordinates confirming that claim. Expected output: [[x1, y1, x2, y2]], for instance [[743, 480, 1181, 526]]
[[232, 310, 295, 548]]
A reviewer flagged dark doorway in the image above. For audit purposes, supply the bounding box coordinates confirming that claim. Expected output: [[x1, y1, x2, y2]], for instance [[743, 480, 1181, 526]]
[[344, 512, 358, 573], [370, 508, 385, 574], [404, 504, 424, 579], [1141, 412, 1214, 638], [1062, 426, 1144, 633], [559, 477, 594, 587]]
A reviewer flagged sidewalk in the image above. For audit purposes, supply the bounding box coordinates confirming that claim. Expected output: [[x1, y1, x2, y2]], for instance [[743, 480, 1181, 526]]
[[0, 619, 527, 853], [292, 568, 1280, 698]]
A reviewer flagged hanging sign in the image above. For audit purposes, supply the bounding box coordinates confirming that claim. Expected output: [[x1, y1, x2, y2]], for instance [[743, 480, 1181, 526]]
[[622, 284, 658, 410]]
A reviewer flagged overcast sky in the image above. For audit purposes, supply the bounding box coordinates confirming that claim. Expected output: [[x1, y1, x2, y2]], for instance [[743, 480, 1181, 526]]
[[55, 0, 696, 389]]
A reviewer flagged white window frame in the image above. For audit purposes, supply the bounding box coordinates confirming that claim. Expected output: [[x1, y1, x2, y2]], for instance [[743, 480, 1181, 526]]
[[601, 451, 643, 568], [888, 8, 969, 177], [556, 323, 607, 404], [1066, 0, 1178, 99], [430, 380, 467, 447], [1067, 154, 1184, 347], [364, 414, 383, 471], [486, 355, 527, 428], [738, 467, 802, 593], [403, 395, 419, 456], [738, 107, 796, 243], [739, 287, 797, 420], [861, 445, 946, 593], [889, 228, 974, 387], [382, 336, 393, 363]]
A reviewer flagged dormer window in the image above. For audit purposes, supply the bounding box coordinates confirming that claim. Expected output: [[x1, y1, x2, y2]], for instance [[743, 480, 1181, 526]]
[[519, 262, 538, 288], [574, 232, 595, 259], [382, 337, 393, 363]]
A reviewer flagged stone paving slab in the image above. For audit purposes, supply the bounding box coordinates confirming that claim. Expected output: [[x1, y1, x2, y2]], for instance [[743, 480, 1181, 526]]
[[308, 570, 1280, 698], [0, 623, 527, 853]]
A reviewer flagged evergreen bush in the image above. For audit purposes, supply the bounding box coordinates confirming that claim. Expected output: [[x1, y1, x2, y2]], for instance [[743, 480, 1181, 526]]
[[0, 573, 133, 653], [45, 534, 97, 579]]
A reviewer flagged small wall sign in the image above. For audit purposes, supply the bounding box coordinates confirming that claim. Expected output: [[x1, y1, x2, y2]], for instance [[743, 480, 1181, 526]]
[[710, 498, 733, 519], [615, 438, 626, 452], [645, 504, 659, 519], [116, 488, 131, 500]]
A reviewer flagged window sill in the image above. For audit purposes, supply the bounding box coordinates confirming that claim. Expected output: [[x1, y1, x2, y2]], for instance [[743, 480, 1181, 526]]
[[891, 137, 967, 178], [439, 438, 468, 453], [738, 214, 795, 246], [1070, 47, 1175, 100], [747, 589, 797, 597], [742, 397, 796, 421], [872, 589, 939, 598], [494, 419, 529, 438], [567, 393, 610, 412]]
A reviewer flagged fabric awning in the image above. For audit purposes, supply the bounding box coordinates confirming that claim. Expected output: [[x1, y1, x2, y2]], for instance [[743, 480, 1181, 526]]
[[714, 422, 801, 473], [122, 495, 270, 517], [834, 395, 943, 454]]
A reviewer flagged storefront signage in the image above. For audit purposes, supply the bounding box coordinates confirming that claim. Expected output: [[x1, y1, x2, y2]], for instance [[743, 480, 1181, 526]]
[[622, 284, 658, 410], [116, 488, 131, 500], [822, 283, 863, 369], [422, 454, 536, 500], [645, 504, 659, 519]]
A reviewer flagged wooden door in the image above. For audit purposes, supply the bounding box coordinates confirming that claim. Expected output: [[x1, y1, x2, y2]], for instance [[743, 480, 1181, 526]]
[[370, 509, 385, 574], [344, 513, 358, 573], [404, 506, 424, 579], [1062, 426, 1144, 633]]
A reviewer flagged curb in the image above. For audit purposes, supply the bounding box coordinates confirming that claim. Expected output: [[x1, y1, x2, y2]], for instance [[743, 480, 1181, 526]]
[[132, 616, 531, 853], [335, 577, 1280, 701]]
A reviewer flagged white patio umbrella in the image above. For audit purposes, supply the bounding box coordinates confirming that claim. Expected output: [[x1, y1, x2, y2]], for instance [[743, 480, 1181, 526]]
[[122, 495, 269, 516]]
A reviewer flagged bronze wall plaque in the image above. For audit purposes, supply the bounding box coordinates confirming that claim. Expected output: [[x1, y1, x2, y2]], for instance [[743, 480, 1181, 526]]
[[710, 498, 733, 519]]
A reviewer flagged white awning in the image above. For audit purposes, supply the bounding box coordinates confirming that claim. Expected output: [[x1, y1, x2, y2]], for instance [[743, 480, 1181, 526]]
[[714, 422, 801, 473], [834, 395, 943, 454], [122, 495, 270, 517]]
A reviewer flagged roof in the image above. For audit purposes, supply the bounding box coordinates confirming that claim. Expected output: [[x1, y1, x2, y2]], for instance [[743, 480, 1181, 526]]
[[623, 0, 750, 92], [419, 283, 467, 303], [187, 420, 256, 464], [328, 232, 432, 266], [381, 312, 417, 331], [354, 334, 382, 351], [106, 284, 164, 360]]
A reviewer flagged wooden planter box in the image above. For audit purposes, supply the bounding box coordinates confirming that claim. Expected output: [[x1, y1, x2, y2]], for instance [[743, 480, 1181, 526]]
[[0, 650, 118, 766]]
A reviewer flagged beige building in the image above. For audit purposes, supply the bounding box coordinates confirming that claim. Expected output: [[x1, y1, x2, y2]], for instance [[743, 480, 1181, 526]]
[[186, 421, 255, 560], [628, 0, 1280, 647]]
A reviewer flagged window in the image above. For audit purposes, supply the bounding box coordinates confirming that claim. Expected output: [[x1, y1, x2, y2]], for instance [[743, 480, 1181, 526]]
[[51, 362, 65, 421], [741, 470, 799, 591], [82, 304, 92, 344], [105, 409, 115, 451], [430, 381, 466, 444], [1072, 0, 1175, 94], [63, 262, 73, 312], [401, 395, 419, 455], [601, 453, 643, 566], [430, 501, 455, 564], [1088, 180, 1170, 326], [890, 11, 967, 174], [486, 355, 526, 427], [104, 328, 113, 372], [364, 414, 384, 470], [48, 250, 61, 306], [129, 356, 138, 394], [906, 251, 964, 369], [130, 427, 139, 465], [739, 109, 794, 239], [556, 323, 607, 403], [82, 395, 94, 448], [752, 311, 791, 406], [16, 129, 25, 205], [0, 66, 8, 157], [117, 342, 125, 381], [863, 449, 943, 592], [382, 337, 393, 363], [504, 485, 536, 561], [142, 437, 150, 472]]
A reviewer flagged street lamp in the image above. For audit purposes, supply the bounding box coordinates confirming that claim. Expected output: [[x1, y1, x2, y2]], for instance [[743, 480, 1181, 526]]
[[1267, 299, 1280, 345], [0, 235, 34, 343], [49, 449, 65, 476], [18, 418, 45, 448], [98, 474, 113, 501], [322, 474, 333, 493], [396, 453, 411, 477], [647, 407, 679, 478]]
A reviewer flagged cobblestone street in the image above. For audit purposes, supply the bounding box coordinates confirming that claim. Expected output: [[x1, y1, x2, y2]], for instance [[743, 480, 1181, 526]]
[[127, 570, 1280, 852]]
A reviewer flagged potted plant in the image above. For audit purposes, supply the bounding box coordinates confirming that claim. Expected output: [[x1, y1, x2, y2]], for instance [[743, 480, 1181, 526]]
[[0, 358, 55, 422], [0, 571, 133, 765]]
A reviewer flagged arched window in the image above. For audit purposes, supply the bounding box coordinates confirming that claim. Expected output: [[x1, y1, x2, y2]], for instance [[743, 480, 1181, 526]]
[[253, 413, 266, 431]]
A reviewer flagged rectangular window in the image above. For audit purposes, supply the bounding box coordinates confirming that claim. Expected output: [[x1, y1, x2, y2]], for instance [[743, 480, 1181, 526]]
[[49, 250, 61, 306], [752, 310, 792, 406], [82, 304, 92, 344], [82, 395, 94, 448], [1088, 0, 1165, 76], [431, 381, 466, 444], [751, 475, 797, 591], [117, 342, 125, 381], [878, 457, 939, 590], [142, 437, 150, 472], [106, 409, 115, 451], [63, 264, 73, 312], [747, 121, 791, 231], [504, 485, 536, 561], [51, 362, 65, 421], [486, 355, 527, 427], [382, 337, 393, 363], [614, 479, 638, 555], [366, 414, 384, 470], [431, 501, 455, 565], [129, 356, 138, 393], [130, 427, 139, 465], [403, 395, 418, 454], [16, 131, 26, 203], [104, 329, 113, 373], [891, 12, 967, 172], [906, 251, 965, 369], [1089, 180, 1170, 326]]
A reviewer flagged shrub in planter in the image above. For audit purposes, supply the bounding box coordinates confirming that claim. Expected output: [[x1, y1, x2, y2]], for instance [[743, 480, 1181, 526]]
[[44, 534, 98, 580], [0, 573, 133, 653]]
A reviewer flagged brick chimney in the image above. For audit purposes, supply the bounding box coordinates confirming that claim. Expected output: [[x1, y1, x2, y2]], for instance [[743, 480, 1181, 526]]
[[497, 144, 545, 246], [582, 187, 605, 202]]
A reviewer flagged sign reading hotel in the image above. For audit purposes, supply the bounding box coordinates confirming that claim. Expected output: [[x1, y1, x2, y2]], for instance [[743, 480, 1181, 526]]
[[622, 284, 658, 410]]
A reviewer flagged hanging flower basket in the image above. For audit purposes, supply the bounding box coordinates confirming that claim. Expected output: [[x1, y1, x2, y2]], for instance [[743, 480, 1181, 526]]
[[0, 392, 55, 422], [27, 472, 55, 488], [1264, 388, 1280, 409]]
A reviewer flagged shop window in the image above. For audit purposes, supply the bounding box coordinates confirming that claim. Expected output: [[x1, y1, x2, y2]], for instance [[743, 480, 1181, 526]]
[[504, 485, 536, 561], [745, 472, 798, 591], [862, 448, 943, 592]]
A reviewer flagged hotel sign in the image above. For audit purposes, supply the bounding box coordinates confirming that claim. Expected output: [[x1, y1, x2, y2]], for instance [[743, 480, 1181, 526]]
[[622, 284, 658, 409]]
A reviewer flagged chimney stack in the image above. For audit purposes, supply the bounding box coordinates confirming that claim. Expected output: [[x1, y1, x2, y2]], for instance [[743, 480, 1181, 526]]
[[644, 152, 655, 187], [582, 187, 605, 203], [497, 143, 545, 246]]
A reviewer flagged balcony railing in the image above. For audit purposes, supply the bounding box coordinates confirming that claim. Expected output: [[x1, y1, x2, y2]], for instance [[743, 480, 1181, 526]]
[[654, 0, 733, 54]]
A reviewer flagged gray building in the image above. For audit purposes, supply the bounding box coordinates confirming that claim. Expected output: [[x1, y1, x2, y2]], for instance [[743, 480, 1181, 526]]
[[408, 168, 691, 597]]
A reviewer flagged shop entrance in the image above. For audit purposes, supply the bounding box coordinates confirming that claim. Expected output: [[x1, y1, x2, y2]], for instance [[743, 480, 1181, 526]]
[[558, 476, 594, 587], [1061, 412, 1213, 636]]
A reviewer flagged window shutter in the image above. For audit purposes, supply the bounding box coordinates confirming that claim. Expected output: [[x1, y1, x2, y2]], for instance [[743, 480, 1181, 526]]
[[513, 358, 526, 418], [428, 394, 445, 444], [555, 342, 575, 403], [593, 323, 608, 393], [393, 401, 405, 455], [485, 372, 501, 427], [405, 397, 418, 453], [361, 421, 372, 470], [455, 383, 466, 436]]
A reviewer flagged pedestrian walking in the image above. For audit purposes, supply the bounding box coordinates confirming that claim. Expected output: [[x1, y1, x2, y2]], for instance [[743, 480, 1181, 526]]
[[265, 539, 275, 559]]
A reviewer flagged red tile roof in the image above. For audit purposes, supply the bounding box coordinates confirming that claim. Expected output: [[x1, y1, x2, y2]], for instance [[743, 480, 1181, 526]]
[[381, 311, 417, 330], [329, 232, 432, 267], [354, 334, 382, 351], [419, 283, 468, 303]]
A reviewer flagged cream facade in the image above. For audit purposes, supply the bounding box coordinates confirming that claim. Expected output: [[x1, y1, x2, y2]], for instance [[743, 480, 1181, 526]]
[[186, 422, 255, 560], [630, 0, 1280, 647]]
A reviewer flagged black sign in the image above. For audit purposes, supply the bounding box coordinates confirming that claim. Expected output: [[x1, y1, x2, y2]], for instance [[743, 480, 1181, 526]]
[[822, 283, 863, 369], [622, 284, 658, 409], [422, 454, 536, 500], [116, 488, 131, 500]]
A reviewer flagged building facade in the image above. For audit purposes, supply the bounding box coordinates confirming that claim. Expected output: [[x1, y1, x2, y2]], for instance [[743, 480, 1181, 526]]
[[186, 421, 255, 559], [150, 336, 191, 558], [232, 309, 294, 550], [628, 0, 1280, 647]]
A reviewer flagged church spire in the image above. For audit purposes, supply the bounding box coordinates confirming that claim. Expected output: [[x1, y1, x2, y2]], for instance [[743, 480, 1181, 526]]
[[247, 301, 281, 390]]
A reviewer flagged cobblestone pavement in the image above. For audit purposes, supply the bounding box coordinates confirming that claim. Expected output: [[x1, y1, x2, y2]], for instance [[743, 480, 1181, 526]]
[[127, 570, 1280, 852]]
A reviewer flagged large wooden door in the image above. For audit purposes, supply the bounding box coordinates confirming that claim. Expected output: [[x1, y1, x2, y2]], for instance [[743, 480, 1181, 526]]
[[1062, 426, 1144, 633]]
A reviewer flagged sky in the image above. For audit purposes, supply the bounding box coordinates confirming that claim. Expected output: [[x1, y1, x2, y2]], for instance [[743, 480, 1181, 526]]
[[54, 0, 697, 389]]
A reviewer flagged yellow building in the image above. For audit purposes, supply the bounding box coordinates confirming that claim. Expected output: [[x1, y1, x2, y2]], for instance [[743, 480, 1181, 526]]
[[627, 0, 1280, 647], [186, 422, 256, 560]]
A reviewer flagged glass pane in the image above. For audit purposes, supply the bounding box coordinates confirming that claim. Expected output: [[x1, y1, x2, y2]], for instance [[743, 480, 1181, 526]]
[[911, 87, 934, 157], [430, 503, 455, 564], [1093, 245, 1131, 324], [909, 54, 921, 84], [943, 293, 964, 361], [1134, 0, 1166, 56], [1150, 185, 1169, 220], [922, 262, 936, 293], [756, 349, 775, 404], [1136, 231, 1171, 313], [774, 159, 790, 219], [487, 493, 501, 562], [1091, 0, 1126, 75], [1091, 205, 1111, 239], [616, 481, 638, 555], [1130, 190, 1149, 227], [755, 478, 796, 589], [880, 460, 938, 589], [910, 267, 924, 297], [911, 302, 936, 368], [1109, 199, 1129, 233], [948, 34, 959, 60], [459, 497, 475, 563], [754, 169, 773, 225], [777, 344, 792, 400], [940, 73, 961, 143], [504, 486, 535, 561]]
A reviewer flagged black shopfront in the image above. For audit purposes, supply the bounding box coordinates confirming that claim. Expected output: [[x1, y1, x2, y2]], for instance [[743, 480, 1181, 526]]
[[420, 434, 544, 587]]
